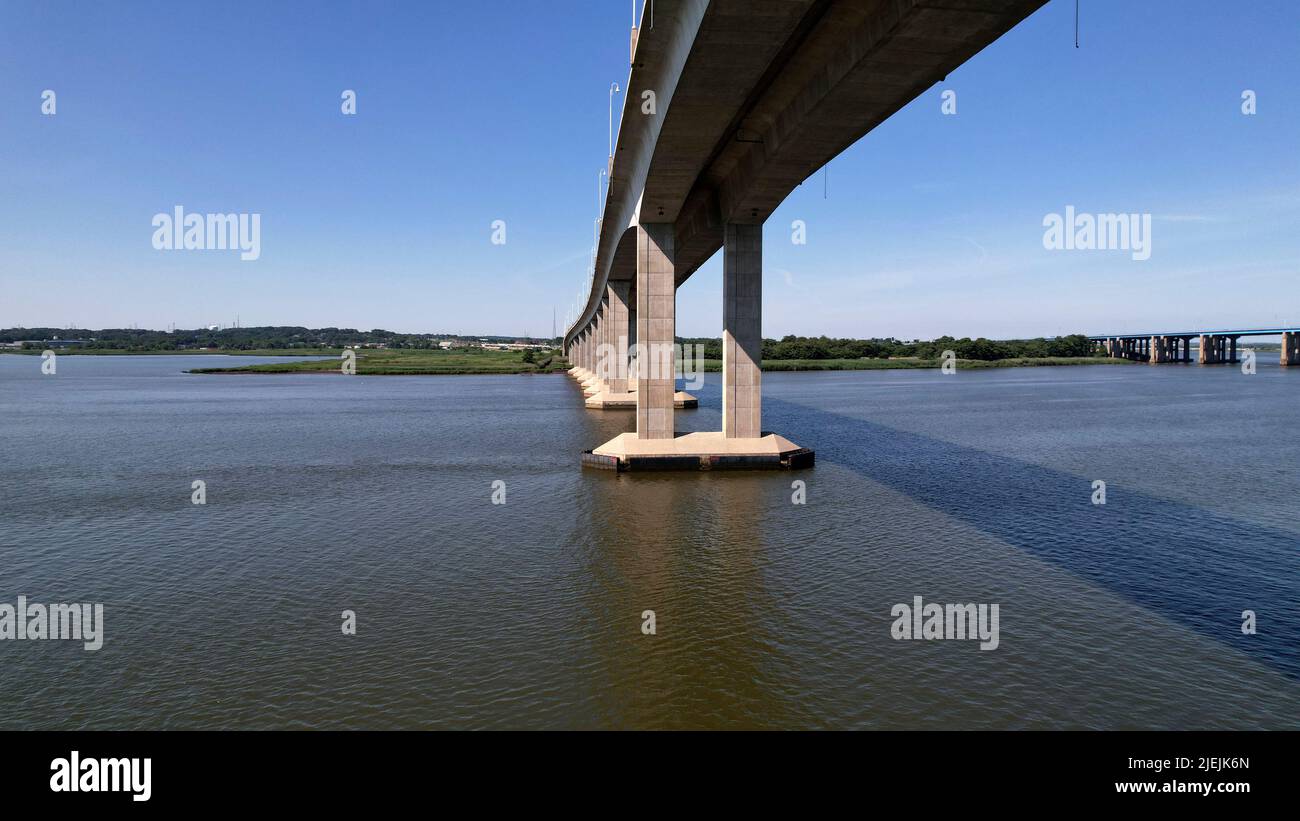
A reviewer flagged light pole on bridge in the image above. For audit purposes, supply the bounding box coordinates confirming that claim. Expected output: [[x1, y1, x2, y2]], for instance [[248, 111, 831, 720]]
[[608, 82, 621, 164]]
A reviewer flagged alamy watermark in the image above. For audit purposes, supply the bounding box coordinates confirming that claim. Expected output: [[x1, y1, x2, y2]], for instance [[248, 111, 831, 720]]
[[50, 752, 150, 802], [891, 595, 999, 650], [152, 206, 261, 261], [0, 596, 104, 650], [594, 337, 704, 390], [1042, 205, 1151, 261]]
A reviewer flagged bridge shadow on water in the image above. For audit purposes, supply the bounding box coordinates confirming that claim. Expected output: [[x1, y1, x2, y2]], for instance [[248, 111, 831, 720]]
[[759, 395, 1300, 680]]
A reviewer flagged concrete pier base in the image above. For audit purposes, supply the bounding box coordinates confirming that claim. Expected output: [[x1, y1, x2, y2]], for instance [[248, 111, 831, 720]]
[[585, 390, 698, 409], [584, 430, 813, 472]]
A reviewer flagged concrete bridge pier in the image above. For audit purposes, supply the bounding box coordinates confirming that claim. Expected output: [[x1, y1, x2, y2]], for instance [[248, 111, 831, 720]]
[[723, 223, 762, 439], [586, 221, 811, 471], [1148, 335, 1189, 363], [585, 282, 633, 408], [604, 283, 630, 394], [1198, 334, 1239, 364], [1282, 331, 1299, 366], [568, 329, 588, 381], [581, 308, 605, 395], [1127, 337, 1149, 362], [1198, 334, 1216, 364], [636, 222, 676, 439]]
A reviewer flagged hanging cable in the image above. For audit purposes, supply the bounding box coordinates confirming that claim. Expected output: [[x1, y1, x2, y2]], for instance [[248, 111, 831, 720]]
[[1075, 0, 1080, 48]]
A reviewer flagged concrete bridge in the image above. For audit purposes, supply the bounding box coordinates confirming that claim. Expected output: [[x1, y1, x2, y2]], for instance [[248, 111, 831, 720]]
[[1089, 329, 1300, 365], [566, 0, 1047, 471]]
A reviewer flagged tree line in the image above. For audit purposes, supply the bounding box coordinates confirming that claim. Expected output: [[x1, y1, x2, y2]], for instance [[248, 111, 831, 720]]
[[1, 326, 1097, 361], [678, 334, 1096, 361], [0, 327, 551, 351]]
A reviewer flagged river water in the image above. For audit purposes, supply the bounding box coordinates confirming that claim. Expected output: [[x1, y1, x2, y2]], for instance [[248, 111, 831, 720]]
[[1, 354, 1297, 729]]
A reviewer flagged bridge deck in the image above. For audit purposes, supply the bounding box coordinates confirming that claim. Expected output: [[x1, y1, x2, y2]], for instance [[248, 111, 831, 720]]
[[1089, 329, 1300, 340]]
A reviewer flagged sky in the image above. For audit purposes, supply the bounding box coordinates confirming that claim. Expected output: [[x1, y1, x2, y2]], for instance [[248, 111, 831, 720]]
[[1, 0, 1297, 340]]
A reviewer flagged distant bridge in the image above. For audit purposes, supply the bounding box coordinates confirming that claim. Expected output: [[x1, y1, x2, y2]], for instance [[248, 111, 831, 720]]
[[1088, 329, 1300, 365], [565, 0, 1047, 470]]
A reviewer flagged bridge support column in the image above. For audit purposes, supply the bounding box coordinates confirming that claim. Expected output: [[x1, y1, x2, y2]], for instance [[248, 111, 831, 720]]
[[598, 301, 610, 385], [582, 315, 603, 394], [627, 305, 637, 381], [723, 224, 762, 439], [1282, 332, 1299, 366], [605, 282, 630, 394], [584, 221, 809, 470], [636, 223, 676, 440], [1199, 334, 1232, 364], [1149, 335, 1180, 364]]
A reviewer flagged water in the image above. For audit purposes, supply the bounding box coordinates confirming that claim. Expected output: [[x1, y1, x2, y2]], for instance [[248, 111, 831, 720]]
[[1, 354, 1297, 729]]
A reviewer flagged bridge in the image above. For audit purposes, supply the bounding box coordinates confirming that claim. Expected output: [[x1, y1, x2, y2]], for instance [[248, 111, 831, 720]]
[[1089, 329, 1300, 365], [566, 0, 1047, 471]]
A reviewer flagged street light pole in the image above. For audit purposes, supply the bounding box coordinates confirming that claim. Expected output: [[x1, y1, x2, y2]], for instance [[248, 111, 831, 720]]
[[608, 82, 621, 160]]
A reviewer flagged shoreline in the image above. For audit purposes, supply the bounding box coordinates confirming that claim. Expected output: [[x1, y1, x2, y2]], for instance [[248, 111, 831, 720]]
[[184, 356, 1130, 375], [1, 349, 1134, 375]]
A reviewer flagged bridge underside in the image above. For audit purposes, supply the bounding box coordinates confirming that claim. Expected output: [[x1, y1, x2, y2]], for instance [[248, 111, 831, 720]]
[[567, 0, 1048, 469]]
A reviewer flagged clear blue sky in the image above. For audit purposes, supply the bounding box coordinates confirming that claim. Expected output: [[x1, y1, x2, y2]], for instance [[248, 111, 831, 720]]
[[1, 1, 1297, 340]]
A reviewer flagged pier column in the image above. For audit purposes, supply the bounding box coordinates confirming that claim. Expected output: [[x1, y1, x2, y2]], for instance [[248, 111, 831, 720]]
[[636, 223, 676, 440], [1229, 336, 1238, 364], [597, 300, 608, 385], [1149, 335, 1160, 364], [605, 281, 630, 393], [1198, 334, 1211, 364], [1282, 332, 1299, 366], [627, 303, 638, 382], [723, 223, 763, 439]]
